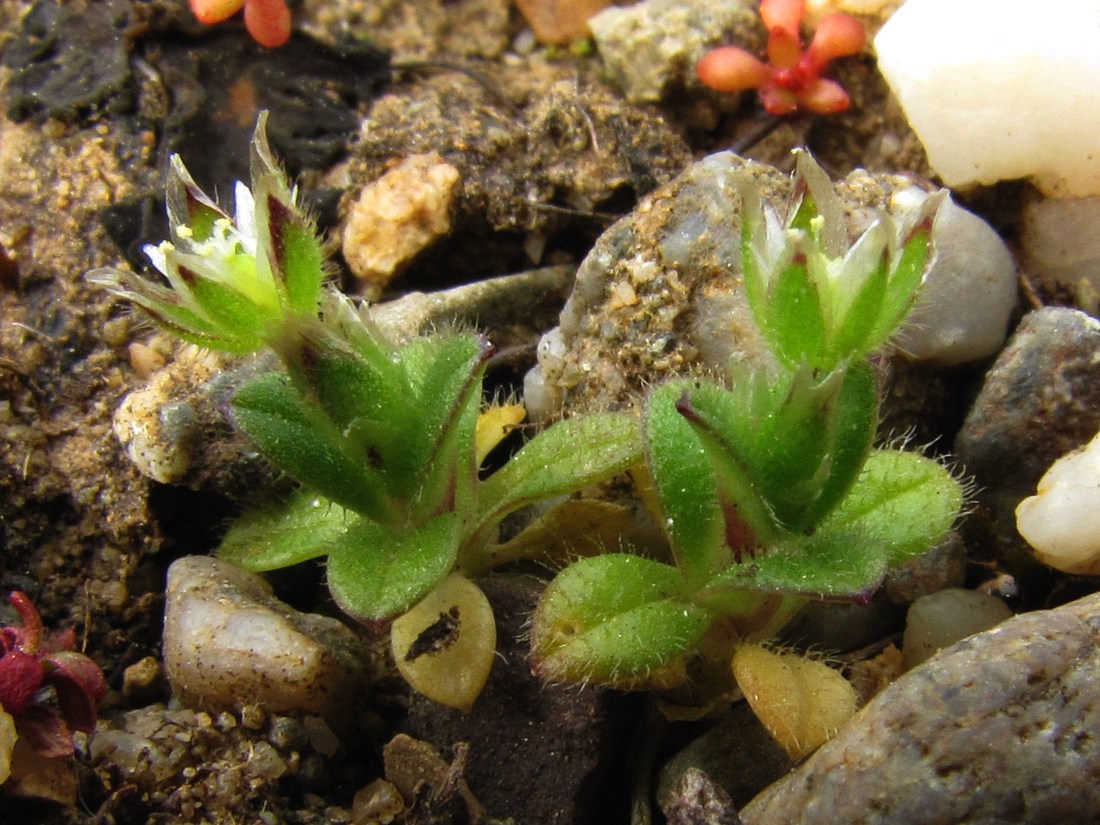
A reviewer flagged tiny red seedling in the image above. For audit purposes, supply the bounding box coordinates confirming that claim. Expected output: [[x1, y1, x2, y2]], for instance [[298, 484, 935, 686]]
[[697, 0, 865, 115], [0, 592, 107, 758]]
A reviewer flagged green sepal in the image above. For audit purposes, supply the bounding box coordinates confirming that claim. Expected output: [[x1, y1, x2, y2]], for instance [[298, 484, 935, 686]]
[[229, 372, 393, 521], [468, 412, 643, 563], [762, 248, 828, 370], [217, 490, 351, 571], [530, 554, 713, 689], [868, 218, 934, 347], [326, 512, 461, 622], [165, 251, 270, 345], [254, 178, 325, 316]]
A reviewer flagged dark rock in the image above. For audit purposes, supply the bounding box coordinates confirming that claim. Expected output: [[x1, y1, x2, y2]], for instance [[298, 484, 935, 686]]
[[955, 307, 1100, 559], [663, 767, 744, 825], [740, 591, 1100, 825], [405, 573, 642, 825], [3, 0, 136, 122], [657, 703, 792, 815], [150, 31, 392, 190]]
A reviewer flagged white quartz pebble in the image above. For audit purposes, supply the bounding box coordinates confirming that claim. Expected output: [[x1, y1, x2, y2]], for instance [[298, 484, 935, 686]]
[[1017, 430, 1100, 575], [875, 0, 1100, 197], [163, 556, 370, 724]]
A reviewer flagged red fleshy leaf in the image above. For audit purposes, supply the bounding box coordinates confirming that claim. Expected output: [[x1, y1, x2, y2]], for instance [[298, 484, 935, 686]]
[[244, 0, 292, 48], [804, 14, 866, 71], [799, 78, 852, 115], [14, 705, 75, 759], [8, 591, 43, 652], [0, 650, 43, 715], [45, 651, 107, 733], [759, 0, 804, 39], [696, 47, 772, 93]]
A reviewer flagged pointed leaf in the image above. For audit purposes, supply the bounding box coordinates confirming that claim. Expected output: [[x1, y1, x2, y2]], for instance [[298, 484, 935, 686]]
[[470, 412, 643, 561], [217, 490, 353, 570], [531, 554, 712, 690], [327, 512, 461, 621], [644, 380, 734, 588], [405, 334, 490, 518], [230, 373, 393, 520], [800, 360, 877, 526], [704, 449, 962, 600]]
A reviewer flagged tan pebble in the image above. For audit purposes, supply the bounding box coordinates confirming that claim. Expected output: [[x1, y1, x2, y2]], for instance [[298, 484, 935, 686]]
[[122, 656, 164, 701], [513, 0, 613, 43], [342, 153, 460, 296]]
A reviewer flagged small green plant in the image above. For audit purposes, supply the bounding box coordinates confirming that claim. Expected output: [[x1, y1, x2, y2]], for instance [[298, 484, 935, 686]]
[[530, 153, 962, 698], [90, 115, 641, 710]]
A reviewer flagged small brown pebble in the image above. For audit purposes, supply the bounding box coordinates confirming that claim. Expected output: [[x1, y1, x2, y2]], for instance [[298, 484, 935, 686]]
[[122, 656, 165, 702]]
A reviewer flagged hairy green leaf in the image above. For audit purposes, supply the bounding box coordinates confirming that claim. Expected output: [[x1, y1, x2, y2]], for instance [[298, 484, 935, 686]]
[[704, 449, 962, 600], [217, 490, 352, 570], [327, 512, 461, 622], [230, 373, 394, 521], [646, 380, 753, 587], [531, 554, 712, 689], [469, 412, 643, 561]]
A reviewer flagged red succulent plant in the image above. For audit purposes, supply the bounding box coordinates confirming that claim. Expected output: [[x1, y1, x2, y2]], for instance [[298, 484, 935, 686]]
[[0, 592, 107, 758], [697, 0, 866, 115], [189, 0, 292, 49]]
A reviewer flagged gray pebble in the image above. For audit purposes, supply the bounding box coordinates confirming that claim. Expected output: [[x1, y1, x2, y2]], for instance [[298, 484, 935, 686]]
[[163, 556, 371, 727], [589, 0, 762, 103], [955, 307, 1100, 554], [740, 591, 1100, 824]]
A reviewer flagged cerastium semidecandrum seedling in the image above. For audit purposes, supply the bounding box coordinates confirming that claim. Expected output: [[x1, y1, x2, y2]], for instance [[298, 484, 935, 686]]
[[530, 153, 962, 752], [90, 114, 641, 710]]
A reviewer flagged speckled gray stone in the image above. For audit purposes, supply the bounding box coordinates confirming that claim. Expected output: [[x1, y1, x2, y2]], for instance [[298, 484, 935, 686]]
[[955, 307, 1100, 554], [588, 0, 762, 103], [739, 591, 1100, 825], [163, 556, 371, 726], [526, 151, 936, 419]]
